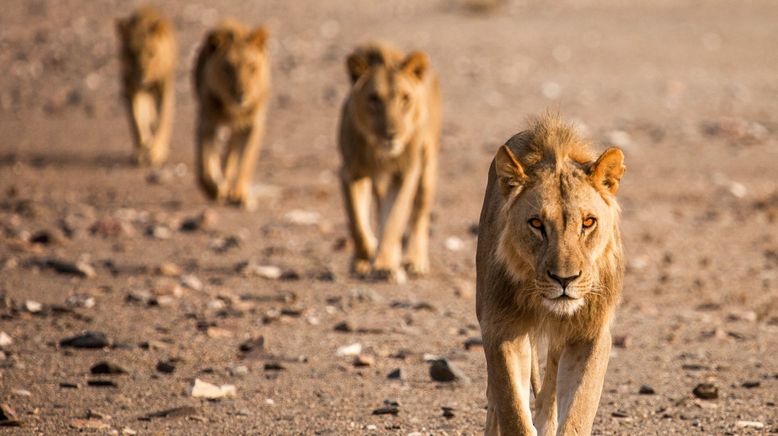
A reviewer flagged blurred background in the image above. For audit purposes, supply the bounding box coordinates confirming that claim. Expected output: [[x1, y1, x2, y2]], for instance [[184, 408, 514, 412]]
[[0, 0, 776, 433]]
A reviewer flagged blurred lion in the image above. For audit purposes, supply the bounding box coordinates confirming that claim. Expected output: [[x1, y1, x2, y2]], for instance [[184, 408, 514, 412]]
[[193, 20, 270, 210], [116, 6, 176, 166], [476, 115, 626, 435], [338, 42, 442, 283]]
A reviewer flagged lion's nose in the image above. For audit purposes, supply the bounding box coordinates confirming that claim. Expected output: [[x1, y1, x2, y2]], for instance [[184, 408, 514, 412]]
[[547, 271, 581, 290]]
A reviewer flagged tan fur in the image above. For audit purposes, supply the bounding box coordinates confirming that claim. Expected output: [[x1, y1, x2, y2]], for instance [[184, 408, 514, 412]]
[[476, 115, 626, 435], [193, 20, 270, 209], [116, 7, 177, 166], [338, 42, 442, 282]]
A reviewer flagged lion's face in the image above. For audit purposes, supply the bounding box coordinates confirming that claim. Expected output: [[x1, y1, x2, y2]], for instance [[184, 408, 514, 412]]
[[496, 144, 625, 317], [206, 27, 269, 109], [347, 50, 430, 156], [116, 11, 174, 86]]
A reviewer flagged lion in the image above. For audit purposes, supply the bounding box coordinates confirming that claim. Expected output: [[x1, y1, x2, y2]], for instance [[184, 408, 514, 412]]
[[338, 42, 442, 283], [193, 20, 270, 209], [475, 115, 626, 435], [116, 7, 177, 166]]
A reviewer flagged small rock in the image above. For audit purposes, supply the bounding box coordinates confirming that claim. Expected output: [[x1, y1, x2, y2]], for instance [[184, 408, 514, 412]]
[[188, 378, 236, 399], [442, 406, 455, 419], [229, 365, 250, 376], [24, 300, 43, 313], [692, 383, 718, 400], [612, 335, 631, 348], [65, 294, 95, 309], [736, 420, 764, 429], [59, 382, 80, 389], [611, 409, 629, 418], [156, 262, 182, 277], [387, 368, 403, 380], [239, 263, 282, 279], [45, 258, 96, 278], [206, 327, 232, 338], [741, 380, 760, 389], [181, 275, 203, 292], [86, 410, 111, 420], [140, 406, 197, 420], [238, 336, 265, 353], [148, 225, 172, 240], [60, 331, 110, 349], [0, 403, 22, 427], [0, 332, 12, 348], [336, 342, 362, 357], [263, 362, 285, 371], [87, 379, 118, 388], [445, 236, 464, 251], [638, 385, 656, 395], [179, 210, 217, 232], [156, 360, 177, 374], [90, 361, 128, 375], [69, 419, 110, 430], [333, 321, 354, 332], [353, 354, 375, 367], [372, 405, 399, 416], [11, 389, 31, 397], [284, 210, 320, 225], [464, 336, 483, 350], [429, 358, 471, 383], [122, 427, 138, 435]]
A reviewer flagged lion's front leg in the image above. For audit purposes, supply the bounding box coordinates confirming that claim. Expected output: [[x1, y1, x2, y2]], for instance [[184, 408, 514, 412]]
[[483, 332, 537, 436], [534, 342, 561, 436], [341, 174, 377, 276], [129, 89, 157, 165], [148, 77, 174, 166], [226, 117, 265, 210], [556, 329, 611, 435], [372, 162, 422, 283], [404, 150, 437, 275], [196, 118, 226, 201]]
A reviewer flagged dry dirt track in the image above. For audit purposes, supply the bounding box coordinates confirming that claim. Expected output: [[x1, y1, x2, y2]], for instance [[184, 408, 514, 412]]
[[1, 0, 777, 434]]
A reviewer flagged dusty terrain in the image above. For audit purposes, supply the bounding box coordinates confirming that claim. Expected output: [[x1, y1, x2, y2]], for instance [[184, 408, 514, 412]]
[[1, 0, 777, 434]]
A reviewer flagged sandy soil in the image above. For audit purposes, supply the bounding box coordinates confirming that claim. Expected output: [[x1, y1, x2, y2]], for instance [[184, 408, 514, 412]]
[[1, 0, 777, 434]]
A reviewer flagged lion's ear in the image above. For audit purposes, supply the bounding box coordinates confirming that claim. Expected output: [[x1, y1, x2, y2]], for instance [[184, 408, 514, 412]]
[[346, 51, 369, 83], [495, 145, 527, 197], [248, 26, 269, 50], [401, 51, 429, 80], [589, 147, 626, 195]]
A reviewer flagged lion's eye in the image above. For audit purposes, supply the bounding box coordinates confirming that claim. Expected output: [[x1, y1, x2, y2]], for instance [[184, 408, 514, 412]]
[[528, 218, 543, 230], [367, 93, 381, 107], [582, 217, 596, 229]]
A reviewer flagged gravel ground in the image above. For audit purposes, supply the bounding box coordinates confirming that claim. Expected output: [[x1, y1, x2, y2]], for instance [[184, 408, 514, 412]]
[[1, 0, 777, 434]]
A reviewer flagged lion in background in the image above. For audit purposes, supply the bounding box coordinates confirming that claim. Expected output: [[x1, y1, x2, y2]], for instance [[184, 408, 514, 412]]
[[476, 115, 626, 435], [193, 20, 270, 210], [116, 6, 176, 166], [338, 42, 442, 283]]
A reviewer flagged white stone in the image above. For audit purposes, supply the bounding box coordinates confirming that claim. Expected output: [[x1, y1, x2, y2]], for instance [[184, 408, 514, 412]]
[[445, 236, 464, 252], [188, 378, 237, 399], [336, 342, 362, 357], [284, 210, 320, 225], [25, 300, 43, 313], [736, 421, 764, 429], [0, 331, 13, 347]]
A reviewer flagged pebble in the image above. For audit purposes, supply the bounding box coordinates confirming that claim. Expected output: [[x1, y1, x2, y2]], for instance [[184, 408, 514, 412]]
[[44, 258, 96, 278], [189, 378, 236, 399], [736, 420, 764, 429], [0, 332, 12, 348], [741, 380, 760, 389], [156, 360, 177, 374], [156, 262, 182, 277], [11, 389, 31, 397], [429, 358, 471, 383], [336, 342, 362, 357], [638, 384, 656, 395], [60, 331, 110, 349], [444, 236, 465, 251], [230, 365, 250, 376], [90, 361, 128, 375], [372, 405, 399, 416], [122, 427, 138, 435], [442, 406, 455, 419], [239, 336, 265, 353], [140, 406, 197, 420], [65, 294, 95, 309], [353, 354, 375, 367], [284, 209, 320, 225], [611, 409, 629, 418], [692, 383, 718, 400], [0, 403, 22, 426], [69, 419, 110, 430], [87, 379, 118, 388], [24, 300, 43, 313], [387, 368, 404, 380], [181, 275, 203, 292]]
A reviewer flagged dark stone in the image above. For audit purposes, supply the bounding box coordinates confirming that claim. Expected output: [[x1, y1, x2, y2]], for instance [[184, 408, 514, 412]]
[[156, 360, 176, 374], [639, 385, 656, 395], [264, 362, 285, 371], [741, 380, 760, 389], [442, 406, 455, 419], [387, 368, 403, 380], [239, 336, 265, 353], [139, 406, 197, 421], [60, 331, 110, 349], [612, 409, 629, 418], [692, 383, 718, 400], [333, 321, 353, 333], [429, 358, 470, 383], [59, 382, 79, 389], [90, 361, 128, 375], [87, 379, 117, 388]]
